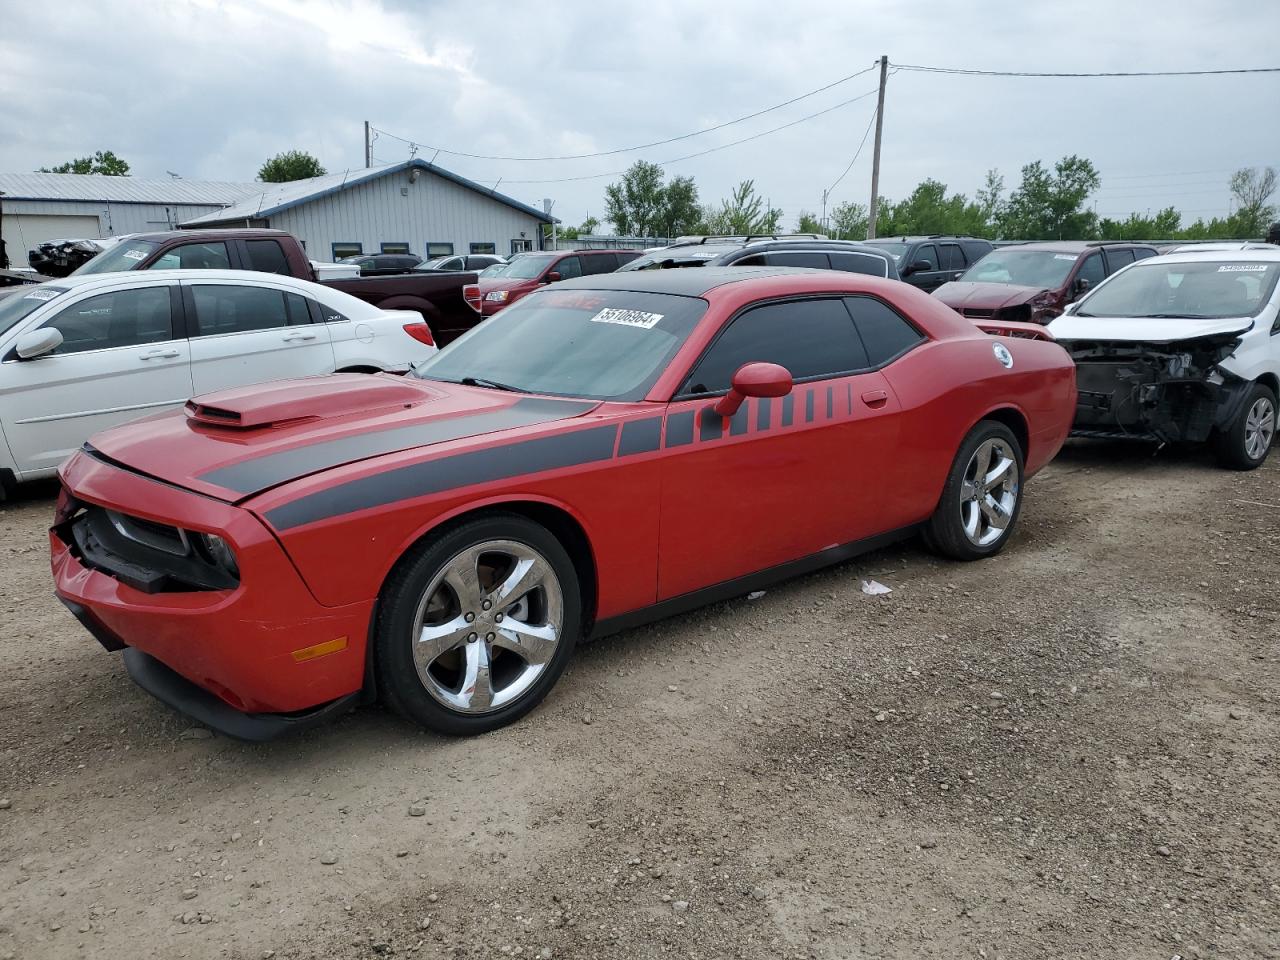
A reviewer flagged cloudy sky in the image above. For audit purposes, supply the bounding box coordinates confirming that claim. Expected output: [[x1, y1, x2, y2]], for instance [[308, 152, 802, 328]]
[[2, 0, 1277, 231]]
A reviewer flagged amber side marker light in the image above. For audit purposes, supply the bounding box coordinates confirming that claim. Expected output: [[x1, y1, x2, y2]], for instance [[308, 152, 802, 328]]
[[291, 636, 349, 662]]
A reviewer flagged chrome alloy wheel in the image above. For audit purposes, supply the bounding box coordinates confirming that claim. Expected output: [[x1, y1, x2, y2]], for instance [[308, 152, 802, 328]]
[[1244, 395, 1276, 461], [960, 438, 1020, 547], [411, 540, 564, 715]]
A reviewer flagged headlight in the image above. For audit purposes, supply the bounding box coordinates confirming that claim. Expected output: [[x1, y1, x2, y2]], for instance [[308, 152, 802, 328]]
[[484, 290, 509, 303], [196, 533, 239, 579]]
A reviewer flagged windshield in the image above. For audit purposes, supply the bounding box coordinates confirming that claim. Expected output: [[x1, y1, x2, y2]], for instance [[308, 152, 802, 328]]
[[962, 250, 1077, 288], [412, 288, 708, 401], [478, 263, 509, 278], [616, 246, 738, 271], [494, 255, 555, 279], [0, 286, 67, 338], [1076, 260, 1280, 319], [72, 240, 158, 275], [866, 241, 909, 260]]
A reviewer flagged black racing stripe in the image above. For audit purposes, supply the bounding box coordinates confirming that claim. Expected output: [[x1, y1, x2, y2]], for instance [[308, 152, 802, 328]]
[[826, 386, 834, 420], [618, 417, 662, 456], [664, 410, 695, 448], [729, 405, 749, 436], [699, 408, 723, 442], [805, 390, 815, 423], [266, 424, 618, 531], [202, 397, 595, 494], [781, 394, 794, 427], [756, 397, 772, 432]]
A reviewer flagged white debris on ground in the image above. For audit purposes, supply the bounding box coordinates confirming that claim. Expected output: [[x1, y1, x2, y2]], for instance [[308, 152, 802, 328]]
[[860, 579, 892, 595]]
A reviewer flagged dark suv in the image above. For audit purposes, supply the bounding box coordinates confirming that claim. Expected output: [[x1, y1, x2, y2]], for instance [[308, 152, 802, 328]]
[[933, 241, 1159, 324], [865, 236, 995, 292], [339, 253, 423, 276], [617, 237, 898, 280]]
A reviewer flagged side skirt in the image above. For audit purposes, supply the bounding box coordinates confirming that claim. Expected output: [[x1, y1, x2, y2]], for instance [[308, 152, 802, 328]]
[[590, 523, 921, 641]]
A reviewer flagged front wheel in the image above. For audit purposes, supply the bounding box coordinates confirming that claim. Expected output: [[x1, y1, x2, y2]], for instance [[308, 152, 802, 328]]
[[925, 421, 1025, 561], [374, 514, 580, 735], [1216, 382, 1276, 471]]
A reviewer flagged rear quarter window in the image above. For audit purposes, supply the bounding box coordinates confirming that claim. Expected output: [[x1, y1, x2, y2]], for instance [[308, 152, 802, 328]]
[[845, 296, 925, 366]]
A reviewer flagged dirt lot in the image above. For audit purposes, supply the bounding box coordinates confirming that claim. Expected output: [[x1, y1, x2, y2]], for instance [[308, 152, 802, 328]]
[[1, 440, 1277, 960]]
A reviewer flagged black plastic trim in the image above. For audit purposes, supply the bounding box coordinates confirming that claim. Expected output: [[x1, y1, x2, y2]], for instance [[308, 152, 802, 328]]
[[58, 594, 127, 651]]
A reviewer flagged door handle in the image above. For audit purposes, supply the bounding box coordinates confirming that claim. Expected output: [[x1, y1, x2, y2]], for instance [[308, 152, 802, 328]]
[[139, 349, 180, 360], [861, 389, 889, 408], [282, 332, 318, 342]]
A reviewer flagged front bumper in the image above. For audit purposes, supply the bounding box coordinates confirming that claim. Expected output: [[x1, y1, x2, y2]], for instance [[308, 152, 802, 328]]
[[52, 450, 374, 734]]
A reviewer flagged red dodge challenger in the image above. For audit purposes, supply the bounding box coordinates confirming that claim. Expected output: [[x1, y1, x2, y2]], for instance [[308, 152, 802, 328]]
[[51, 268, 1076, 740]]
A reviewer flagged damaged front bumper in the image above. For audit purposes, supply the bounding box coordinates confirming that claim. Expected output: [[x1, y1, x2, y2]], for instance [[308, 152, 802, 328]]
[[1059, 332, 1248, 443]]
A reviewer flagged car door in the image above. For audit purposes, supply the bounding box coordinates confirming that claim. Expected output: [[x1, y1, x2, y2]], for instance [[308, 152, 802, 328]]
[[183, 280, 336, 396], [938, 244, 967, 285], [656, 296, 903, 599], [144, 240, 234, 272], [907, 244, 946, 290], [550, 256, 582, 281], [0, 281, 192, 476], [1068, 251, 1106, 300]]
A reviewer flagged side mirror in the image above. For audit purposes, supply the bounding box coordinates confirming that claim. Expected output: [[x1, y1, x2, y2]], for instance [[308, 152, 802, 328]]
[[544, 271, 562, 283], [902, 259, 933, 276], [1073, 277, 1092, 297], [714, 362, 793, 417], [15, 327, 64, 359]]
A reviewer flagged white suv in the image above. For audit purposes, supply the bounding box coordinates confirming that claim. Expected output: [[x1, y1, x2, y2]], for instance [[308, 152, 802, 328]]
[[0, 270, 437, 493], [1051, 249, 1280, 469]]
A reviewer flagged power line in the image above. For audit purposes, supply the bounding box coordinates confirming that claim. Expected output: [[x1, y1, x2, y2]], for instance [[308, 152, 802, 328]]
[[892, 63, 1280, 78], [372, 62, 879, 163], [825, 105, 878, 197]]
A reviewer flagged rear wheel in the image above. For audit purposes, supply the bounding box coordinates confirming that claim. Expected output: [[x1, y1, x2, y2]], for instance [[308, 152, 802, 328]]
[[374, 514, 580, 735], [926, 421, 1024, 561], [1215, 382, 1275, 470]]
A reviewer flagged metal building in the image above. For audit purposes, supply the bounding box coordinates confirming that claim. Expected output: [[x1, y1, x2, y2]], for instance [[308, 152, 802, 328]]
[[180, 160, 555, 261], [0, 159, 555, 268]]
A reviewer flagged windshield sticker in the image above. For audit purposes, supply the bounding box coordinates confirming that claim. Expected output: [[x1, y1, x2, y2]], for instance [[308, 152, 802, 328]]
[[589, 307, 664, 329], [1053, 254, 1076, 261], [23, 288, 62, 301], [1218, 264, 1268, 272], [121, 249, 147, 261]]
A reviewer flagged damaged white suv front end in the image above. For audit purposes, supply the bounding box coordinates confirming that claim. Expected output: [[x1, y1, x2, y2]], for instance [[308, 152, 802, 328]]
[[1050, 250, 1280, 470]]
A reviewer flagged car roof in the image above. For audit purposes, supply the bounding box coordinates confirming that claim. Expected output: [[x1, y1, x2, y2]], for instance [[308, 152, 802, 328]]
[[1004, 241, 1154, 254], [554, 265, 817, 297], [31, 269, 330, 294], [1143, 249, 1280, 264], [124, 228, 294, 243]]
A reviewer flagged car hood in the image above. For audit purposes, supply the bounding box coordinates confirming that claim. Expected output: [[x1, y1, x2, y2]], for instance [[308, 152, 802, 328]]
[[85, 374, 600, 502], [1049, 314, 1255, 343], [933, 281, 1050, 309], [478, 277, 536, 293]]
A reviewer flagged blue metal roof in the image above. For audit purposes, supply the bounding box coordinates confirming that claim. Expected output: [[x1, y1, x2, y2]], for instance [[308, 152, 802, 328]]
[[0, 171, 261, 206], [180, 160, 555, 226]]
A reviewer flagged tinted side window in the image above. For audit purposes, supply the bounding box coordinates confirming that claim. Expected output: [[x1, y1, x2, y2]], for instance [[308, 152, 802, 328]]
[[684, 299, 868, 395], [765, 251, 830, 269], [554, 256, 582, 280], [829, 252, 889, 277], [1132, 247, 1158, 261], [915, 245, 939, 270], [939, 244, 965, 270], [44, 286, 175, 354], [1106, 249, 1135, 272], [285, 292, 313, 325], [580, 254, 618, 275], [1076, 252, 1105, 286], [191, 285, 291, 336], [245, 240, 290, 275], [845, 296, 924, 367], [148, 241, 231, 271]]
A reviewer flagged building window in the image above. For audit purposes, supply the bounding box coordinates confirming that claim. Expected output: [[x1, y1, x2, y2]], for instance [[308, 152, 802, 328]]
[[427, 242, 454, 257], [469, 242, 497, 255], [381, 242, 411, 255], [332, 242, 362, 260], [511, 239, 533, 255]]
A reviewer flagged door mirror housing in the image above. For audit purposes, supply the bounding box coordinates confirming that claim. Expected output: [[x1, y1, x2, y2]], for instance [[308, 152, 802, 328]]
[[902, 259, 933, 275], [544, 271, 562, 283], [15, 328, 64, 360], [1072, 277, 1092, 297], [714, 362, 793, 417]]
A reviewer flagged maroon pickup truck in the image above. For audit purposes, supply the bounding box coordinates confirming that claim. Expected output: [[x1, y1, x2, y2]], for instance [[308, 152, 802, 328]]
[[72, 228, 482, 344]]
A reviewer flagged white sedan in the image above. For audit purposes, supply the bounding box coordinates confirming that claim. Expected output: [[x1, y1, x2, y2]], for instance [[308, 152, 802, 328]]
[[1051, 249, 1280, 469], [0, 270, 437, 491]]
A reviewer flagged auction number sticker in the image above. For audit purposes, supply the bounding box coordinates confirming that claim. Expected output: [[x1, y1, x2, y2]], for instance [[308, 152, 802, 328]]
[[1218, 264, 1267, 272], [1053, 254, 1076, 260], [23, 288, 62, 301], [121, 249, 147, 261], [589, 307, 664, 329]]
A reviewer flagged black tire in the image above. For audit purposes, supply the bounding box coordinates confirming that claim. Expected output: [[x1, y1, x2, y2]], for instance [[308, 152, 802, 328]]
[[374, 513, 581, 736], [925, 420, 1025, 561], [1215, 381, 1276, 471]]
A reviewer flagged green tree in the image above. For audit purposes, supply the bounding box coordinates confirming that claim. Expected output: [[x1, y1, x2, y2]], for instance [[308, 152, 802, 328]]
[[579, 216, 600, 236], [828, 201, 869, 240], [875, 179, 993, 237], [1097, 206, 1181, 241], [796, 211, 825, 234], [257, 150, 326, 183], [975, 169, 1005, 230], [662, 176, 702, 237], [38, 150, 130, 176], [1228, 166, 1277, 238], [998, 155, 1100, 240], [603, 162, 701, 238], [701, 180, 782, 235]]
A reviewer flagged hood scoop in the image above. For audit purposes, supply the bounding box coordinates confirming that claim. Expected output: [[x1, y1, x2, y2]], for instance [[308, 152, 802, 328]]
[[185, 375, 433, 430]]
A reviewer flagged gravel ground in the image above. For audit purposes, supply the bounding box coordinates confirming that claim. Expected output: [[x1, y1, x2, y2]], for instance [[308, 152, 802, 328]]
[[0, 440, 1277, 960]]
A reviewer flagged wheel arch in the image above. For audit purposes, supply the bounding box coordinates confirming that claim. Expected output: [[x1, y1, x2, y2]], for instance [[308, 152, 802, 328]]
[[975, 404, 1030, 462], [1255, 371, 1279, 399]]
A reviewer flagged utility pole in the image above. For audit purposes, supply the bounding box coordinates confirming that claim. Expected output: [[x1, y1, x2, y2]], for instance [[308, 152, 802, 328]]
[[364, 121, 371, 168], [867, 55, 888, 239], [821, 188, 829, 236]]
